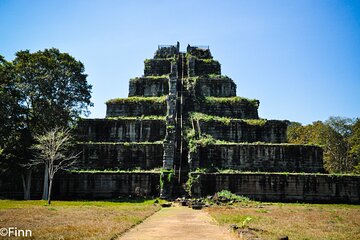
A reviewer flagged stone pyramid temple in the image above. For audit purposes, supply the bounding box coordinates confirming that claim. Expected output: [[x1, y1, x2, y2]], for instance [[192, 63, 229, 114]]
[[68, 42, 359, 202], [1, 42, 358, 202], [3, 42, 356, 202]]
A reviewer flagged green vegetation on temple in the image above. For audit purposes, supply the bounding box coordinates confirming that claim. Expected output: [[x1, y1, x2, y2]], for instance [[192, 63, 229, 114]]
[[160, 169, 174, 190], [144, 58, 174, 63], [106, 96, 166, 104], [189, 112, 267, 125], [69, 169, 161, 174], [204, 96, 259, 108], [189, 170, 360, 177], [130, 75, 170, 82], [77, 141, 163, 145], [104, 115, 166, 121]]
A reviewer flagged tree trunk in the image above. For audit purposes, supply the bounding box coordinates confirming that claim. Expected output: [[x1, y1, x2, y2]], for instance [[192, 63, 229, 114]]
[[48, 177, 53, 205], [21, 169, 32, 200], [42, 166, 49, 200]]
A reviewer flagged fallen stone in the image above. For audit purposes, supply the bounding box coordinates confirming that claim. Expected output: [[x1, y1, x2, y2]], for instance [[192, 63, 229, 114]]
[[161, 203, 172, 208], [191, 204, 203, 210]]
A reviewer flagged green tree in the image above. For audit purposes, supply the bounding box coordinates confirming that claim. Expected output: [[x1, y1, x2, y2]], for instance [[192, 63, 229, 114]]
[[349, 119, 360, 173], [1, 48, 92, 199], [287, 121, 328, 146], [13, 48, 93, 132], [288, 117, 357, 173], [324, 117, 355, 173], [0, 56, 33, 199]]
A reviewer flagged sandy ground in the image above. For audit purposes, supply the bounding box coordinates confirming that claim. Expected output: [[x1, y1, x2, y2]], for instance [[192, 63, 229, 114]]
[[117, 205, 236, 240]]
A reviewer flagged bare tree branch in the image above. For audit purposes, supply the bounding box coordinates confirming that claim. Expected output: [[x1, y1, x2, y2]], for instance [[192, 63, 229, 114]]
[[31, 127, 79, 204]]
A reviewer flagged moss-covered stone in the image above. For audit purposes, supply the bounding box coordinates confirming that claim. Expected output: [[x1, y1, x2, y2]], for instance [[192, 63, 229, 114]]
[[129, 76, 169, 97], [144, 59, 172, 76], [198, 97, 259, 118], [106, 96, 167, 117]]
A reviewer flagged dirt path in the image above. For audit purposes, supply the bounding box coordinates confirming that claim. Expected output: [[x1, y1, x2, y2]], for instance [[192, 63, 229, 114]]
[[117, 205, 236, 240]]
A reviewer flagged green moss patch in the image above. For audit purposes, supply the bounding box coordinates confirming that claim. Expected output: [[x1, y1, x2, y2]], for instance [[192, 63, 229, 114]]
[[190, 112, 266, 125], [69, 169, 161, 174], [204, 96, 259, 108], [105, 115, 166, 121], [106, 96, 166, 105], [77, 141, 163, 145]]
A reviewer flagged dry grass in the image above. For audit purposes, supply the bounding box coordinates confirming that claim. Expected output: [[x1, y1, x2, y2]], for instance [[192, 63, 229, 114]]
[[207, 203, 360, 240], [0, 200, 161, 240]]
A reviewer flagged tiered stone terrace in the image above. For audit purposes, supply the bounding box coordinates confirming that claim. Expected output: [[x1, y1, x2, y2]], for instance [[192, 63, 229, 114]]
[[2, 43, 358, 202], [66, 43, 359, 203]]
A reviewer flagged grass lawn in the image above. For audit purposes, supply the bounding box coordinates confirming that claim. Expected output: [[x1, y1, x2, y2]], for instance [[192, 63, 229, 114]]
[[207, 202, 360, 240], [0, 199, 161, 240]]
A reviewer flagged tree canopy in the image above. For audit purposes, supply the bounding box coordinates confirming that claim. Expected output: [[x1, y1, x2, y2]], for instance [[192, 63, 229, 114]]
[[288, 117, 360, 173], [13, 48, 93, 132], [0, 48, 93, 199]]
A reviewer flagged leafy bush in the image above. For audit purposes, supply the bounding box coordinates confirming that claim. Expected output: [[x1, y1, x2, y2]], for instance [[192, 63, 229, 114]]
[[216, 190, 251, 203]]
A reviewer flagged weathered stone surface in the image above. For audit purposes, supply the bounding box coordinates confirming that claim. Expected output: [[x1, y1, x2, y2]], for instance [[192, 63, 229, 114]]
[[198, 97, 259, 119], [194, 77, 236, 97], [144, 59, 172, 76], [187, 45, 212, 59], [77, 119, 165, 142], [128, 77, 169, 97], [195, 59, 221, 76], [106, 98, 166, 117], [190, 173, 360, 203], [161, 61, 178, 198], [54, 172, 160, 199], [197, 120, 288, 143], [155, 44, 179, 58], [76, 143, 163, 170], [190, 144, 324, 173], [2, 43, 358, 202], [0, 172, 160, 199]]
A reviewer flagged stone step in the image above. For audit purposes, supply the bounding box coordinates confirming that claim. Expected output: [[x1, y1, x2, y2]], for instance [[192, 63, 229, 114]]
[[189, 172, 360, 203], [77, 118, 166, 142], [197, 96, 259, 119], [75, 142, 164, 170], [189, 143, 324, 173], [106, 96, 167, 117], [193, 76, 237, 97], [194, 58, 221, 76], [190, 113, 288, 143], [128, 76, 169, 97], [144, 58, 172, 76]]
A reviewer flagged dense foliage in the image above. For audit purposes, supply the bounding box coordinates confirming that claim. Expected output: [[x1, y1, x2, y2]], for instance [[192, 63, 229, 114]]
[[0, 48, 93, 198], [288, 117, 360, 173]]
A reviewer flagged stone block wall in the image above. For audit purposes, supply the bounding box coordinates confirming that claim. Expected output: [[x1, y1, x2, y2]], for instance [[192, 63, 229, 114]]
[[194, 59, 221, 76], [197, 120, 288, 143], [106, 98, 166, 117], [190, 144, 324, 173], [77, 143, 163, 170], [190, 173, 360, 203], [144, 59, 171, 76], [186, 46, 212, 59], [0, 172, 160, 199], [194, 77, 236, 97], [128, 77, 169, 97], [155, 45, 178, 58], [54, 172, 160, 199], [198, 97, 259, 119], [77, 119, 165, 142]]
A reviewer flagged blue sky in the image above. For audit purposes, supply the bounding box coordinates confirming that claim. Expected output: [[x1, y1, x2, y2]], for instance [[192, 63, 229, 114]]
[[1, 0, 359, 124]]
